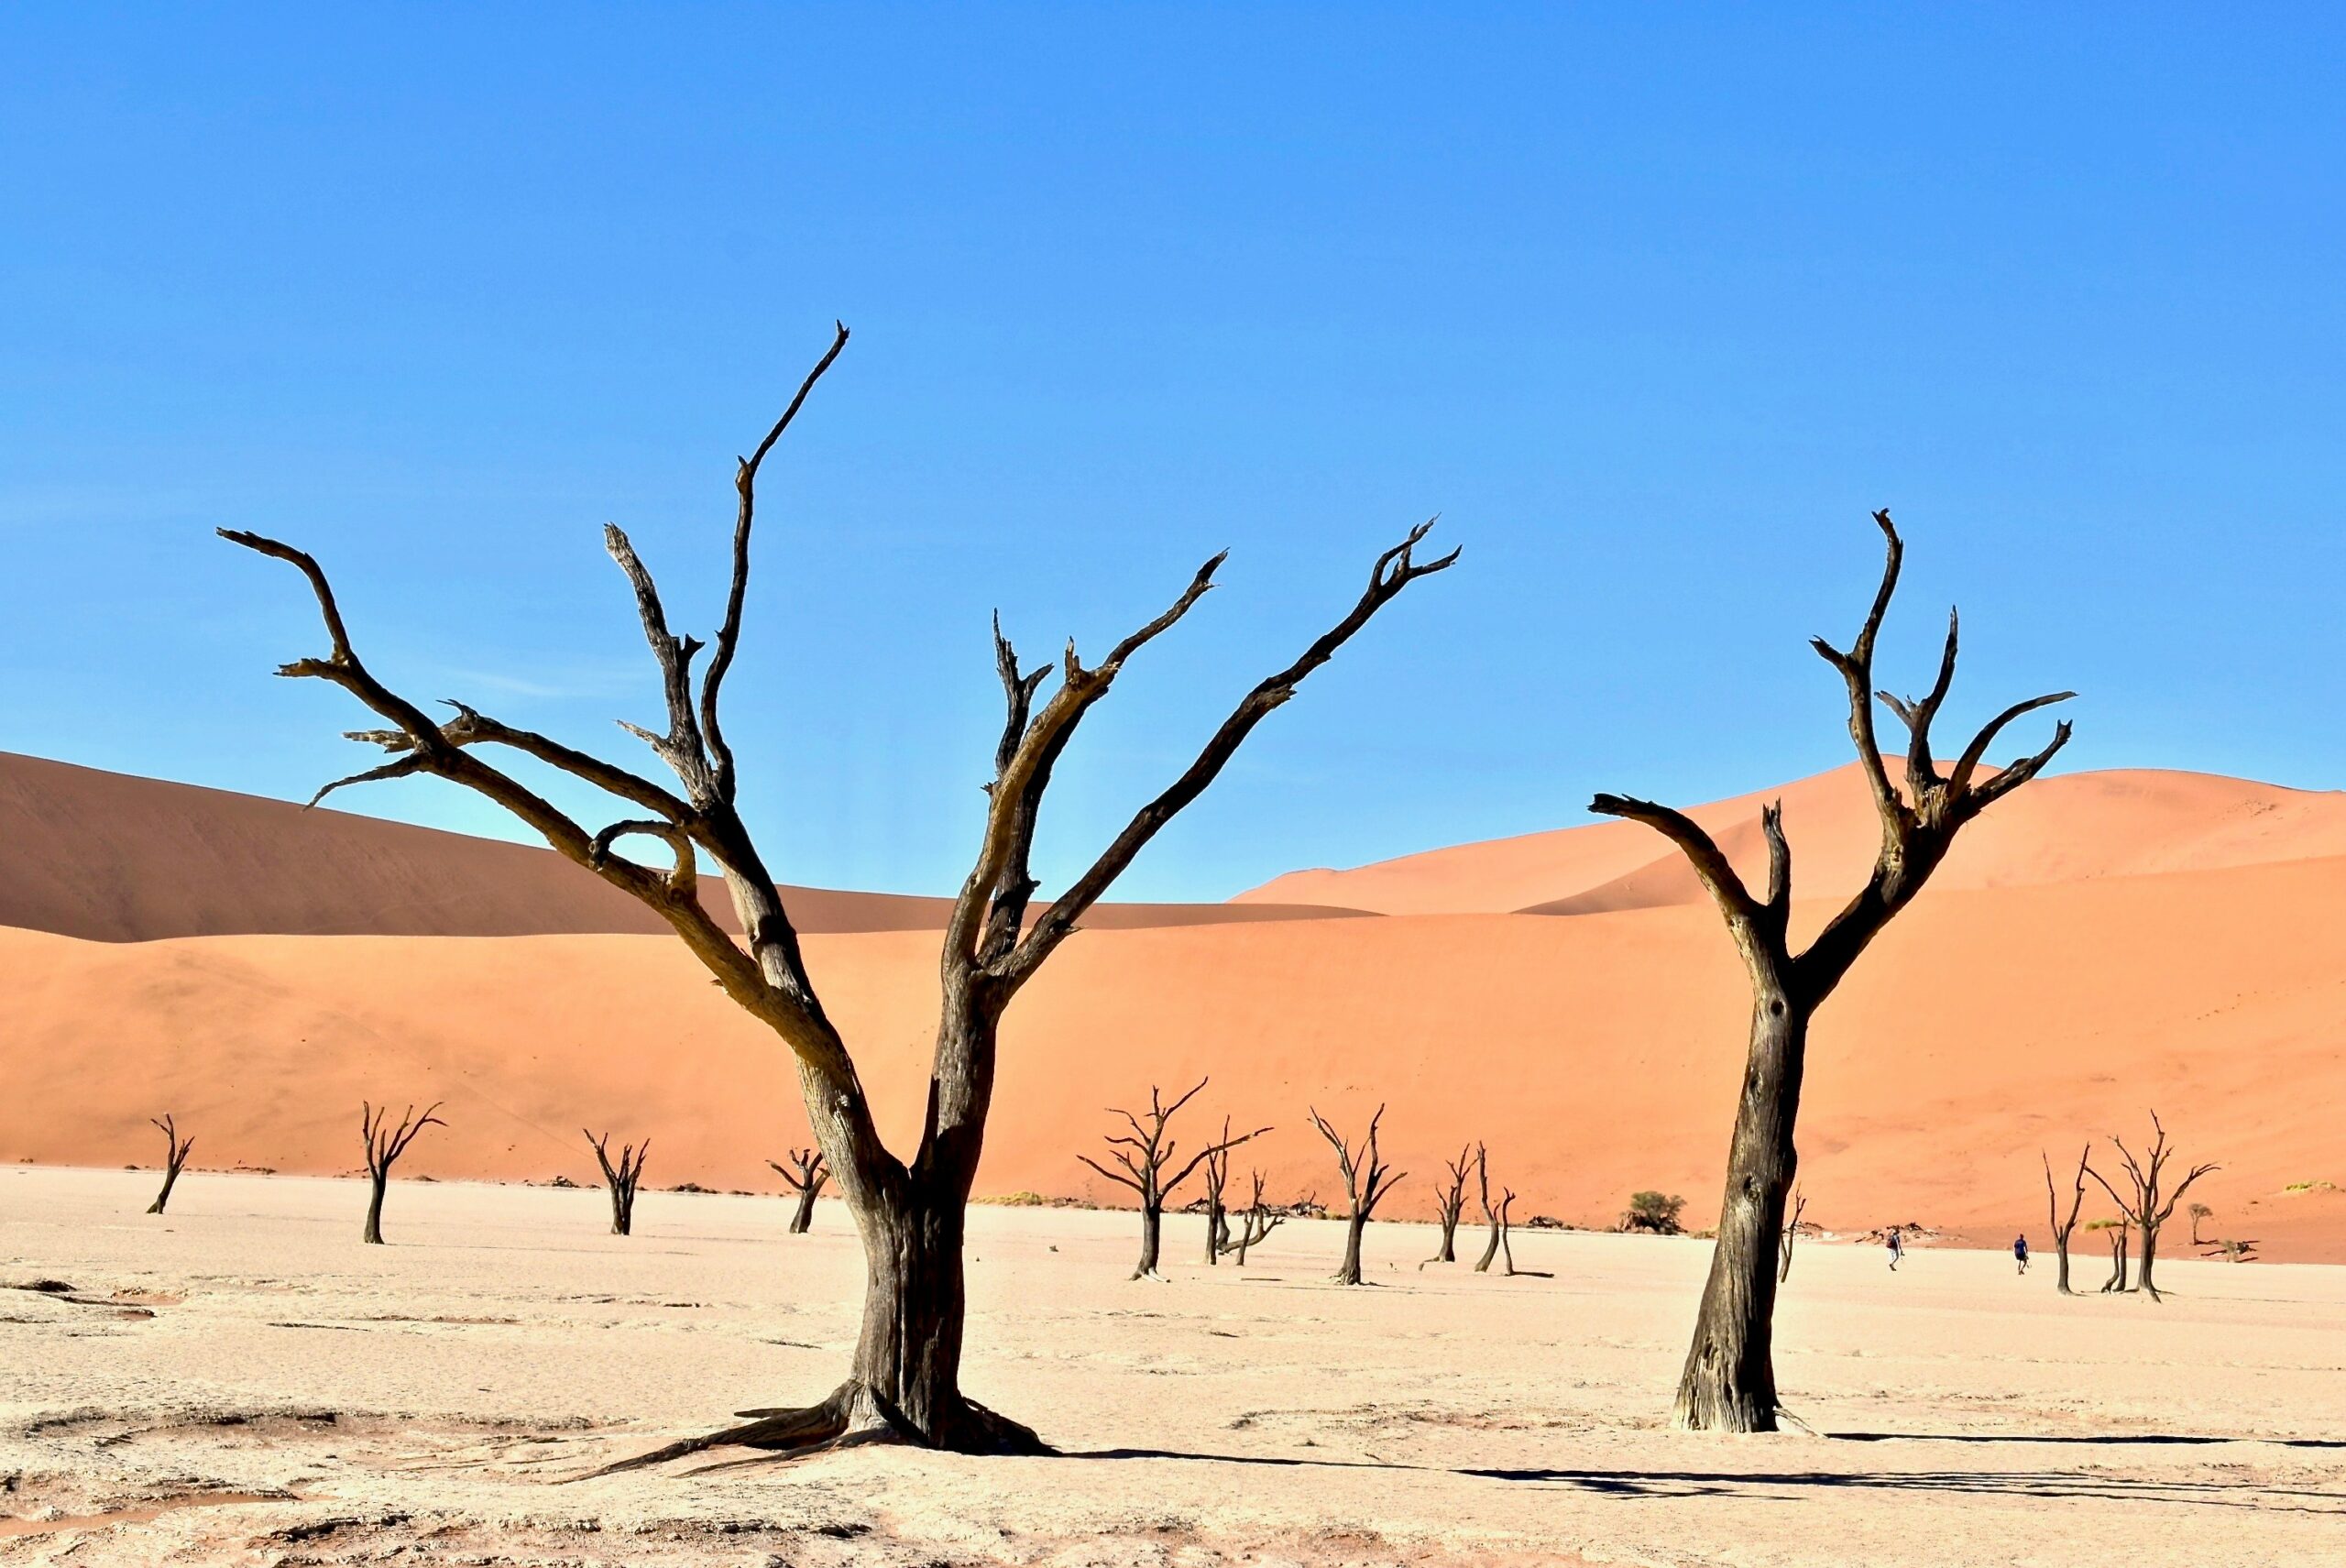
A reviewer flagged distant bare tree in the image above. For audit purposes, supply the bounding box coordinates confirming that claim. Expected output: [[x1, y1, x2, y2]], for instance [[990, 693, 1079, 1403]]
[[1591, 511, 2071, 1431], [1080, 1080, 1265, 1279], [359, 1101, 444, 1245], [144, 1114, 194, 1216], [2087, 1112, 2217, 1302], [1428, 1144, 1472, 1263], [2043, 1145, 2088, 1295], [1230, 1170, 1285, 1266], [1310, 1104, 1405, 1286], [767, 1148, 828, 1235], [1200, 1116, 1269, 1265], [1777, 1188, 1807, 1283], [2088, 1218, 2130, 1293], [225, 321, 1454, 1464], [1473, 1145, 1505, 1273], [586, 1130, 650, 1236]]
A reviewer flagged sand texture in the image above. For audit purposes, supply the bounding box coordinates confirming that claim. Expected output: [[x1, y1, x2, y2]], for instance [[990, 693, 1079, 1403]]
[[2, 1168, 2341, 1565]]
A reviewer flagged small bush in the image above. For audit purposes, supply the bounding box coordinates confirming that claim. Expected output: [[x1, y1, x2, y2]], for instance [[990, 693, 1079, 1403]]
[[1620, 1190, 1686, 1234]]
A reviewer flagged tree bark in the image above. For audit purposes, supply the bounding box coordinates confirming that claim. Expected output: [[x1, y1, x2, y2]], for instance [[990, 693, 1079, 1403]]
[[1672, 994, 1804, 1432], [790, 1186, 818, 1234], [146, 1166, 182, 1216], [1136, 1202, 1164, 1278], [363, 1174, 389, 1246], [1337, 1211, 1367, 1286]]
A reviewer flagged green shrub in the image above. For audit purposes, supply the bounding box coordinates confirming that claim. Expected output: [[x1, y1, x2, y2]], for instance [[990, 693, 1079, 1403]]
[[1621, 1190, 1687, 1234]]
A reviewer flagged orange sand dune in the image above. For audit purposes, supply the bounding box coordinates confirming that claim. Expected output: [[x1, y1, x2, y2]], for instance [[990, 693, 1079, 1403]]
[[0, 751, 1358, 941], [6, 849, 2340, 1261], [1240, 760, 2346, 918]]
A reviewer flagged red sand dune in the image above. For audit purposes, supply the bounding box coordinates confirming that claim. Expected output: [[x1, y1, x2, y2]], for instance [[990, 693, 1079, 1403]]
[[4, 751, 2341, 1261], [0, 751, 1358, 940]]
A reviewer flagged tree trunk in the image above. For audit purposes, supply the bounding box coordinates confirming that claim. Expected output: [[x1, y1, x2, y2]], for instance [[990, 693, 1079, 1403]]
[[146, 1166, 182, 1216], [1673, 993, 1804, 1433], [1474, 1216, 1500, 1272], [2137, 1223, 2163, 1301], [1336, 1212, 1366, 1285], [609, 1183, 634, 1236], [1133, 1202, 1163, 1279], [2054, 1233, 2073, 1294], [1434, 1211, 1458, 1263], [362, 1174, 389, 1245], [1206, 1203, 1228, 1265], [790, 1185, 817, 1234]]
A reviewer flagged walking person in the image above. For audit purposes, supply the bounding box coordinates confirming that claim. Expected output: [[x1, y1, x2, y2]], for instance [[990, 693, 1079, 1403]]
[[2013, 1234, 2031, 1275], [1886, 1225, 1904, 1271]]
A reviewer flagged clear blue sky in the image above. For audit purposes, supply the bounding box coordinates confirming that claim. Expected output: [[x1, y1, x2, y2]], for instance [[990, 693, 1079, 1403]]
[[5, 5, 2342, 901]]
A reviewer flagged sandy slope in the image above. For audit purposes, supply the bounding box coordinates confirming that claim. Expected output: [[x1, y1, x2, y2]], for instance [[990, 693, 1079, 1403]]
[[1239, 760, 2346, 916], [3, 1168, 2341, 1566], [6, 847, 2341, 1260], [0, 751, 1358, 940]]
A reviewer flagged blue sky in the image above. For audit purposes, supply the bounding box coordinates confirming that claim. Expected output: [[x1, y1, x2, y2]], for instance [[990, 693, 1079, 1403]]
[[5, 5, 2342, 901]]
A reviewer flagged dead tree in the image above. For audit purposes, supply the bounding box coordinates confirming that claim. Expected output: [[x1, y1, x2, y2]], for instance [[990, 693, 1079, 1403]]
[[768, 1147, 828, 1234], [1777, 1189, 1807, 1284], [222, 324, 1452, 1463], [1079, 1080, 1265, 1279], [2086, 1112, 2217, 1302], [1492, 1186, 1519, 1276], [586, 1130, 651, 1236], [1473, 1144, 1504, 1273], [1201, 1116, 1268, 1265], [1310, 1104, 1406, 1285], [2090, 1219, 2131, 1292], [1230, 1170, 1285, 1265], [359, 1101, 444, 1245], [2043, 1145, 2088, 1295], [1590, 511, 2071, 1432], [1428, 1144, 1472, 1263], [144, 1115, 194, 1215]]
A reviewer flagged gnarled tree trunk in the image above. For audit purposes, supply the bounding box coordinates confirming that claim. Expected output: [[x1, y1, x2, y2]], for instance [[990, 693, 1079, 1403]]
[[145, 1114, 193, 1215]]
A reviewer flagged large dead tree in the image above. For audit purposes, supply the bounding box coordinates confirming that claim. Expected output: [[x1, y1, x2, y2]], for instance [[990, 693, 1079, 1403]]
[[1472, 1144, 1505, 1273], [359, 1102, 444, 1245], [1591, 511, 2071, 1432], [768, 1147, 828, 1234], [1310, 1104, 1405, 1286], [587, 1130, 650, 1236], [2043, 1145, 2089, 1295], [1229, 1170, 1285, 1266], [223, 324, 1452, 1464], [2087, 1112, 2216, 1302], [144, 1114, 194, 1215], [1079, 1080, 1265, 1280], [1428, 1144, 1472, 1263]]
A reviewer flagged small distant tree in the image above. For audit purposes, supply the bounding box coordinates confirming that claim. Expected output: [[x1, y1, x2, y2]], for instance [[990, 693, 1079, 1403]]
[[1776, 1189, 1807, 1283], [2187, 1202, 2213, 1246], [1310, 1104, 1405, 1286], [2087, 1112, 2217, 1302], [359, 1102, 444, 1245], [1622, 1190, 1686, 1235], [1228, 1171, 1288, 1266], [1428, 1144, 1472, 1264], [586, 1129, 651, 1236], [2043, 1145, 2088, 1295], [767, 1148, 828, 1234], [1491, 1185, 1518, 1276], [1080, 1080, 1265, 1280], [1200, 1115, 1270, 1265], [1472, 1145, 1504, 1272], [144, 1114, 194, 1215], [2086, 1218, 2130, 1293]]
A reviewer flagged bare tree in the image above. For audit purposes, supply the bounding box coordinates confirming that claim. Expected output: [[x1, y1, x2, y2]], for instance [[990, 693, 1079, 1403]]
[[1473, 1144, 1505, 1273], [1428, 1144, 1472, 1263], [1491, 1186, 1519, 1276], [1776, 1188, 1807, 1284], [1310, 1104, 1406, 1286], [1230, 1170, 1286, 1266], [359, 1102, 444, 1245], [223, 324, 1451, 1462], [586, 1130, 650, 1236], [2086, 1112, 2217, 1302], [1590, 511, 2071, 1431], [1200, 1116, 1269, 1265], [144, 1114, 194, 1215], [1080, 1080, 1265, 1280], [767, 1147, 828, 1235], [2043, 1145, 2088, 1295], [2089, 1218, 2131, 1293]]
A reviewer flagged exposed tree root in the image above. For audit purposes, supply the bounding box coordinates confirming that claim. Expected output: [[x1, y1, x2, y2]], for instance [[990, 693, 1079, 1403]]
[[576, 1380, 1047, 1480]]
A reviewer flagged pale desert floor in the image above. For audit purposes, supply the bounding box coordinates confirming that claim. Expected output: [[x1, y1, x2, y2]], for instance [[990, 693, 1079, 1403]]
[[3, 1168, 2341, 1566]]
